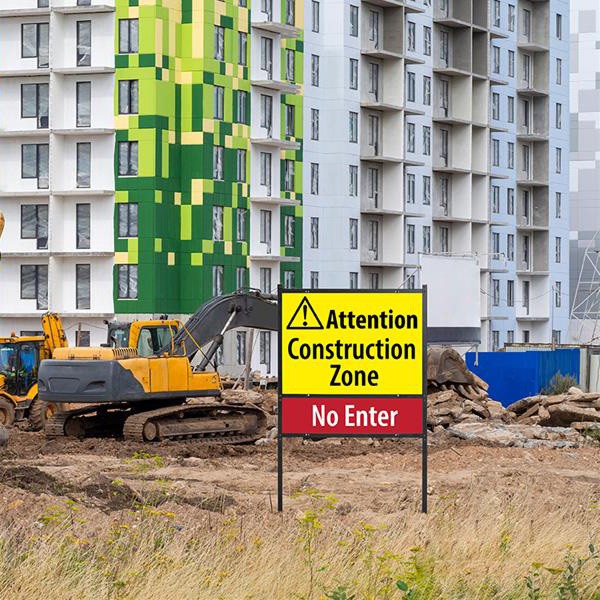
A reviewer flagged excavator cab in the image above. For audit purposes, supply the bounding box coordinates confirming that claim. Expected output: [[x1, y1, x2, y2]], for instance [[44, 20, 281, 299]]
[[107, 320, 181, 357]]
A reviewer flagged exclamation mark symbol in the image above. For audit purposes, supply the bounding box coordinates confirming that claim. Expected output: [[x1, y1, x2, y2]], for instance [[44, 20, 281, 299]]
[[302, 303, 308, 327]]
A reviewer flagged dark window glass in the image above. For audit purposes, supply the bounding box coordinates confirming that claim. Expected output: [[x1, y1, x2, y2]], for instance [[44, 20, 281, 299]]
[[76, 264, 91, 309], [76, 203, 91, 249]]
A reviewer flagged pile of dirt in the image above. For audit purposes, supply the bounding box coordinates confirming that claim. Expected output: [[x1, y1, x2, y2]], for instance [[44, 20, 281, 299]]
[[507, 387, 600, 430], [427, 390, 509, 429]]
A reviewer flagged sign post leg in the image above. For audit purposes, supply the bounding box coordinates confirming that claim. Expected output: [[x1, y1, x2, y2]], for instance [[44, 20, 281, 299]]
[[277, 433, 283, 512], [421, 433, 428, 513]]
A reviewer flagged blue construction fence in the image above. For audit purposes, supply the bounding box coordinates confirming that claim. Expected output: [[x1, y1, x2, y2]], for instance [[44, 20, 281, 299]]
[[465, 349, 580, 407]]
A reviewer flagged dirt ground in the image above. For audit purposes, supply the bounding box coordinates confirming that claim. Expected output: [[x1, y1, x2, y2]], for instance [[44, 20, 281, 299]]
[[1, 428, 599, 527]]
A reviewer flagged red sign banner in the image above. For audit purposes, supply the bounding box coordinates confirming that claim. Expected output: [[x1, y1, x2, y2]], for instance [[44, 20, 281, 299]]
[[280, 397, 424, 436]]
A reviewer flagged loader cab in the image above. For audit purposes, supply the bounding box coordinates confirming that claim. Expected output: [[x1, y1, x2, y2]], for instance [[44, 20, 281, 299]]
[[106, 320, 181, 357], [0, 337, 43, 397]]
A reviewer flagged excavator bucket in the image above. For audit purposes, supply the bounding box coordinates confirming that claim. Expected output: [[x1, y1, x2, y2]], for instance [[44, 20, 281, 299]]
[[427, 347, 489, 401]]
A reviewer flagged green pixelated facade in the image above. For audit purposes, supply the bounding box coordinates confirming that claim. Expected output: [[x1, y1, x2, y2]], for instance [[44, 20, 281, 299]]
[[113, 0, 303, 315]]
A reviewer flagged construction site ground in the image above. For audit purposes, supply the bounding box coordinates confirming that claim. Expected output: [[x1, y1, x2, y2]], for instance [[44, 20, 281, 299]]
[[2, 427, 599, 522]]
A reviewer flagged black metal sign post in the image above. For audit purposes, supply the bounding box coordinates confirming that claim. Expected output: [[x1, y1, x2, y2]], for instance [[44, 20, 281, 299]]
[[277, 287, 428, 514]]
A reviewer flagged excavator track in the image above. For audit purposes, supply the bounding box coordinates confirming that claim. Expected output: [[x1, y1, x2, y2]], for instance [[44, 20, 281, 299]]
[[123, 403, 267, 443], [45, 404, 131, 439]]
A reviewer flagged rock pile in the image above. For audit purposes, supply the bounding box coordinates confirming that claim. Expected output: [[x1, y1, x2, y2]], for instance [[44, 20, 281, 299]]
[[507, 386, 600, 430], [427, 389, 508, 429]]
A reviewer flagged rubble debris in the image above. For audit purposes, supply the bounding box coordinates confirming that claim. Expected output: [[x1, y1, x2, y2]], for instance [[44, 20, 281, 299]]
[[507, 387, 600, 428], [427, 390, 510, 429]]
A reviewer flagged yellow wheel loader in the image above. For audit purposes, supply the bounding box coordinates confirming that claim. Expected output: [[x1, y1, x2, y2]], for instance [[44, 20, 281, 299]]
[[0, 313, 68, 430], [38, 291, 277, 442]]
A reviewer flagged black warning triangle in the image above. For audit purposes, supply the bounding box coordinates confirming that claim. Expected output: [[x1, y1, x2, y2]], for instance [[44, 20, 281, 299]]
[[287, 296, 324, 330]]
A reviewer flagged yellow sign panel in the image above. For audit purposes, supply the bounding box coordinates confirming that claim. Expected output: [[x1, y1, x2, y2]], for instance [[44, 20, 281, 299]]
[[280, 291, 425, 396]]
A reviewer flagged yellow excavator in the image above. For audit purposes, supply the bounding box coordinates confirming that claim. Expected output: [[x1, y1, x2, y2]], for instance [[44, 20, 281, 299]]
[[38, 291, 278, 442]]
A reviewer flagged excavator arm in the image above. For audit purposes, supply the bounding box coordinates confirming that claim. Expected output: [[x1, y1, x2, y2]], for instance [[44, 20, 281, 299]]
[[164, 290, 278, 366], [41, 313, 68, 357]]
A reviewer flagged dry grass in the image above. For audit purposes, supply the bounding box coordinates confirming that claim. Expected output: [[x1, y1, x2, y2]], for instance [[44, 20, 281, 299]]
[[0, 486, 599, 600]]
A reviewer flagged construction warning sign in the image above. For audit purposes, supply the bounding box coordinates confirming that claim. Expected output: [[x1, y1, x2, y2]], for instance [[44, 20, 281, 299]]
[[280, 290, 425, 396]]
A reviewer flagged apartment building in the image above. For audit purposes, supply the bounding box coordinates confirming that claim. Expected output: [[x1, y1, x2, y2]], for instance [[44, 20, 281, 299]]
[[0, 0, 303, 373], [569, 0, 600, 343], [303, 0, 570, 350]]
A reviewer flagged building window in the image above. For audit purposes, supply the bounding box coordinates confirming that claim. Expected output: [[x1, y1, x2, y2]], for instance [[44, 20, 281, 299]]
[[285, 104, 295, 136], [117, 264, 138, 299], [311, 54, 320, 86], [556, 14, 562, 40], [555, 192, 561, 219], [259, 330, 272, 373], [118, 80, 138, 115], [76, 21, 91, 66], [406, 173, 415, 204], [349, 272, 358, 289], [556, 58, 562, 85], [555, 103, 562, 129], [492, 331, 500, 352], [75, 81, 91, 127], [507, 96, 514, 123], [76, 203, 90, 249], [237, 90, 247, 124], [285, 49, 295, 82], [492, 279, 500, 306], [493, 0, 500, 27], [212, 265, 224, 296], [555, 237, 561, 263], [22, 143, 49, 189], [492, 186, 500, 213], [260, 37, 273, 77], [508, 50, 514, 77], [522, 54, 531, 86], [369, 273, 380, 290], [260, 209, 271, 245], [555, 281, 562, 308], [75, 330, 90, 347], [423, 176, 431, 205], [21, 204, 48, 250], [492, 93, 500, 120], [260, 94, 273, 134], [423, 225, 431, 254], [406, 71, 415, 102], [523, 8, 531, 40], [523, 330, 530, 343], [423, 76, 431, 105], [284, 215, 295, 247], [349, 58, 358, 90], [552, 330, 561, 346], [349, 112, 358, 143], [22, 22, 49, 68], [555, 147, 562, 174], [238, 32, 247, 66], [508, 4, 515, 31], [369, 63, 379, 99], [21, 264, 48, 309], [214, 26, 225, 60], [440, 226, 449, 253], [492, 232, 500, 255], [407, 21, 415, 52], [76, 264, 90, 310], [260, 267, 271, 294], [310, 271, 319, 289], [236, 332, 246, 365], [213, 146, 224, 180], [119, 19, 138, 53], [285, 0, 295, 25], [423, 26, 431, 56], [260, 152, 272, 193], [312, 0, 320, 32], [236, 208, 247, 242], [235, 267, 247, 290], [507, 280, 515, 307], [507, 142, 514, 169], [507, 188, 514, 215], [349, 5, 358, 37], [349, 165, 358, 196], [310, 163, 319, 195], [308, 109, 319, 143], [118, 203, 138, 238], [310, 217, 319, 249], [21, 83, 49, 128], [492, 46, 500, 74], [349, 218, 358, 249], [440, 129, 449, 165], [492, 139, 499, 167], [406, 122, 415, 153], [369, 11, 379, 48], [284, 159, 295, 191], [422, 127, 430, 156], [76, 142, 91, 188], [118, 141, 138, 176], [284, 270, 295, 289], [507, 330, 514, 344], [233, 148, 246, 183], [368, 167, 380, 205], [214, 85, 224, 120], [212, 205, 223, 241], [440, 29, 449, 64], [407, 224, 415, 254]]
